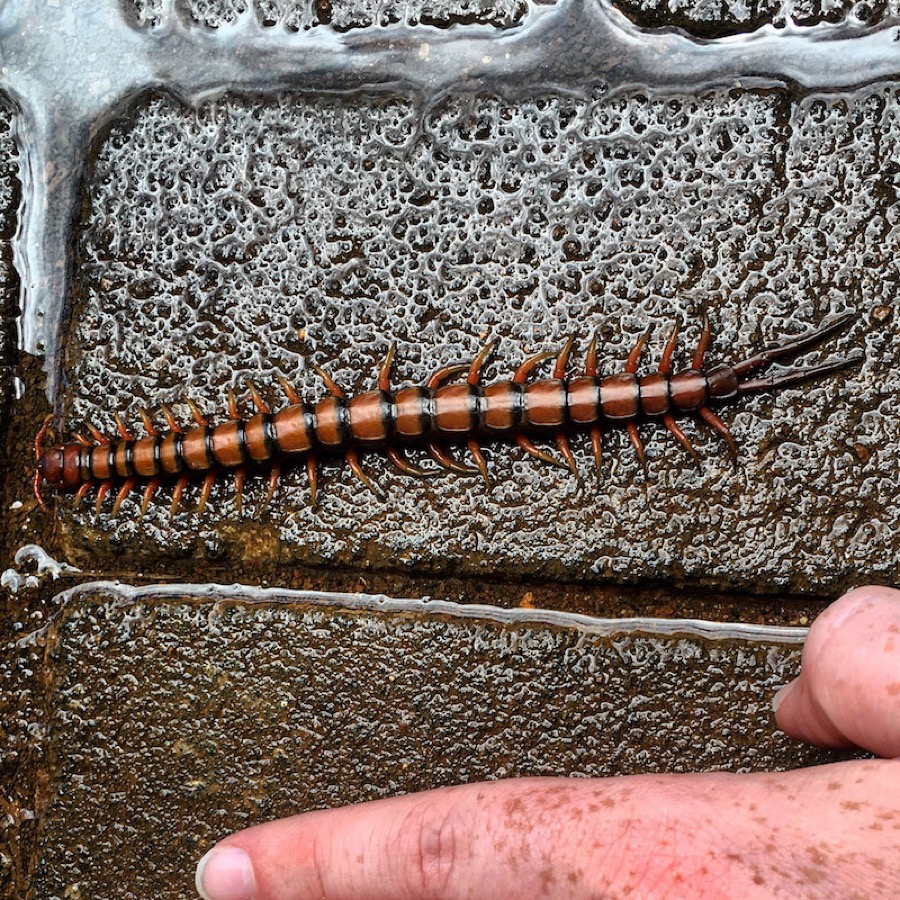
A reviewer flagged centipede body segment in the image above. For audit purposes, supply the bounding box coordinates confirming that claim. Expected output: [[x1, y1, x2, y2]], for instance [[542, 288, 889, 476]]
[[34, 313, 859, 517]]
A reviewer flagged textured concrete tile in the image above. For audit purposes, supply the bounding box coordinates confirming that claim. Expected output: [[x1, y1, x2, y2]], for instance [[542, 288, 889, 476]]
[[59, 87, 890, 594], [34, 584, 839, 898]]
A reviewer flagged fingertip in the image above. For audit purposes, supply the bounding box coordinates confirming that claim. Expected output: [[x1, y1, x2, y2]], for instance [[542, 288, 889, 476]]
[[196, 846, 256, 900], [772, 679, 797, 717]]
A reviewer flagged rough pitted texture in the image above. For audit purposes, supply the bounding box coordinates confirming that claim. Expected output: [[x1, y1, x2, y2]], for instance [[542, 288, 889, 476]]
[[614, 0, 900, 38], [0, 104, 18, 422], [64, 86, 892, 594], [33, 586, 837, 898], [122, 0, 529, 30]]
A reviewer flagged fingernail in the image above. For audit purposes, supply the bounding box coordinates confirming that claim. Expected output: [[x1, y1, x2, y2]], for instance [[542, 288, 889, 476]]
[[195, 847, 255, 900], [772, 680, 796, 714]]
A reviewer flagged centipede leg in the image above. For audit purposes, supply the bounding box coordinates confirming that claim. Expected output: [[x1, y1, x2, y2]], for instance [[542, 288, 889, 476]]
[[197, 471, 217, 516], [114, 412, 133, 441], [553, 336, 575, 379], [626, 422, 648, 472], [94, 480, 112, 518], [428, 441, 479, 475], [513, 351, 555, 384], [662, 413, 699, 462], [186, 398, 209, 427], [170, 475, 189, 519], [87, 423, 109, 444], [73, 481, 93, 508], [140, 479, 160, 518], [585, 332, 599, 377], [698, 405, 738, 460], [692, 314, 712, 370], [590, 427, 603, 478], [555, 433, 581, 483], [345, 449, 384, 498], [227, 388, 241, 420], [422, 355, 477, 474], [138, 407, 158, 436], [233, 467, 246, 514], [161, 405, 183, 434], [111, 478, 137, 516], [659, 318, 681, 375], [263, 464, 281, 509], [467, 440, 491, 488], [247, 380, 272, 413], [387, 447, 434, 478], [379, 343, 397, 391], [307, 456, 318, 508], [516, 435, 568, 470], [626, 327, 651, 374], [276, 375, 301, 405]]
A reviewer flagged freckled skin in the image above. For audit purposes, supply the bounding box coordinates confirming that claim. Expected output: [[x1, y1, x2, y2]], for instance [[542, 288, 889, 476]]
[[197, 587, 900, 900]]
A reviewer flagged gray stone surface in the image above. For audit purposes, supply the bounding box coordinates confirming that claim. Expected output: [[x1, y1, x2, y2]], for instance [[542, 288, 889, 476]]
[[33, 584, 838, 898], [61, 86, 893, 594], [121, 0, 529, 29]]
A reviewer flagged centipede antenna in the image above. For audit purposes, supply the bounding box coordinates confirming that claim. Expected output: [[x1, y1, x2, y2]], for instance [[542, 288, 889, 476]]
[[33, 468, 49, 513], [736, 356, 862, 394], [731, 313, 856, 378], [378, 343, 397, 392]]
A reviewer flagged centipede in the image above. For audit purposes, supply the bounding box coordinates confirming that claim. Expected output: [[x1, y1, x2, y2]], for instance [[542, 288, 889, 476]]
[[34, 313, 859, 517]]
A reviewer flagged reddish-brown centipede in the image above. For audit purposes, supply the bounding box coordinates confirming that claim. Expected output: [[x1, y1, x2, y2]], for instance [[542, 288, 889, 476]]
[[34, 314, 858, 517]]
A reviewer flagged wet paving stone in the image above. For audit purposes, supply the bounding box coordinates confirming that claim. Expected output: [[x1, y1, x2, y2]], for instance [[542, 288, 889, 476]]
[[57, 86, 896, 595], [33, 583, 843, 898]]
